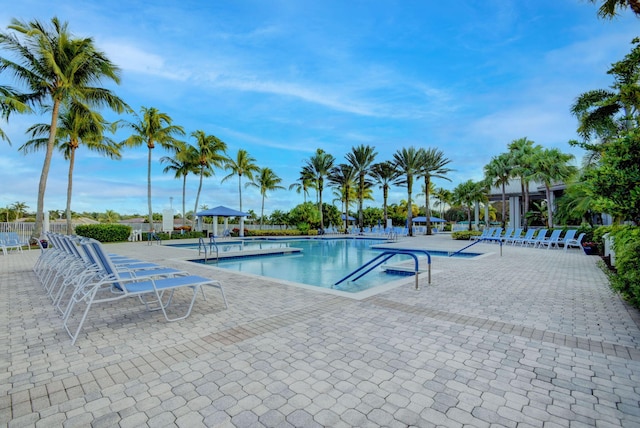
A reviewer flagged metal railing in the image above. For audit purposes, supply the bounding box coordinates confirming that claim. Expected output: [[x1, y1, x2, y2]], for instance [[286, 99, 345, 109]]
[[334, 249, 431, 290]]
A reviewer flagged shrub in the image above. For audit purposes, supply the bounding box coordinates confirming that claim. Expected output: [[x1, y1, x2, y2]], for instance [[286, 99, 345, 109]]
[[75, 224, 132, 242], [451, 230, 481, 240], [609, 226, 640, 308]]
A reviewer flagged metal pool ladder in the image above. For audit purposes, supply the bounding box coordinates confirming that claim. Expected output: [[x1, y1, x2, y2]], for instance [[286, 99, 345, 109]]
[[198, 236, 219, 262], [333, 249, 431, 290]]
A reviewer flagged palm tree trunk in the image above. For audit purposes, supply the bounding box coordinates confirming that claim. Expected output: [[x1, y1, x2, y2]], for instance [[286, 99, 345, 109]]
[[238, 174, 242, 211], [33, 100, 61, 240], [147, 147, 153, 228], [383, 185, 388, 226], [425, 177, 432, 235], [318, 179, 324, 229], [65, 148, 76, 235], [546, 185, 553, 228], [407, 181, 413, 237], [358, 173, 364, 232], [501, 182, 506, 229], [193, 169, 204, 229], [260, 194, 265, 229], [182, 175, 187, 228]]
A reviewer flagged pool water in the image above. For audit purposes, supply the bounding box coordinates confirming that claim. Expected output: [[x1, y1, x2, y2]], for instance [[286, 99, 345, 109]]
[[180, 238, 479, 293]]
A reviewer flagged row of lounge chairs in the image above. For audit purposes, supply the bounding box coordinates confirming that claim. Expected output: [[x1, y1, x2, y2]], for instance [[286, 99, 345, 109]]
[[0, 232, 29, 255], [34, 233, 227, 344], [473, 227, 585, 251]]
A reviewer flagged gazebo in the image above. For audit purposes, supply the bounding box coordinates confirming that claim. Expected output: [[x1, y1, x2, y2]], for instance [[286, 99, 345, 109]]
[[195, 205, 249, 237]]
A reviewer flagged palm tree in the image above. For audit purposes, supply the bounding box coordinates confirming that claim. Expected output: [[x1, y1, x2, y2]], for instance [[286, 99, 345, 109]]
[[246, 167, 285, 229], [289, 168, 314, 203], [190, 131, 227, 228], [530, 148, 577, 228], [508, 137, 538, 228], [588, 0, 640, 18], [222, 149, 260, 213], [484, 153, 512, 229], [0, 85, 30, 143], [328, 163, 357, 234], [10, 201, 28, 221], [432, 187, 452, 219], [121, 107, 185, 226], [420, 148, 452, 235], [101, 209, 120, 223], [0, 17, 127, 238], [304, 149, 335, 229], [22, 101, 120, 234], [453, 180, 488, 231], [346, 144, 377, 232], [370, 161, 400, 228], [392, 146, 425, 237], [161, 143, 198, 228]]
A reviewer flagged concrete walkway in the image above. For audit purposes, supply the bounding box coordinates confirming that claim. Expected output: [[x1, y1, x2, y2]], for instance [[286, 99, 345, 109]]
[[1, 234, 639, 427]]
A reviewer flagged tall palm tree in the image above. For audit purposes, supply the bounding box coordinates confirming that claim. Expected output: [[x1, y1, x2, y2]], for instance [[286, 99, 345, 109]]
[[0, 17, 127, 238], [508, 137, 538, 229], [453, 180, 488, 231], [530, 148, 577, 228], [370, 161, 400, 228], [121, 106, 185, 226], [22, 101, 120, 234], [328, 163, 357, 234], [304, 149, 335, 229], [289, 168, 314, 203], [484, 153, 512, 229], [346, 144, 377, 232], [161, 143, 198, 228], [222, 149, 260, 213], [246, 167, 285, 229], [420, 148, 452, 235], [190, 131, 227, 228], [392, 146, 425, 237], [432, 187, 452, 220]]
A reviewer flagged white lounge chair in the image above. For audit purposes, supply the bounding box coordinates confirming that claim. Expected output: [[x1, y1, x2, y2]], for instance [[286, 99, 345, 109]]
[[563, 232, 585, 252], [62, 239, 227, 344]]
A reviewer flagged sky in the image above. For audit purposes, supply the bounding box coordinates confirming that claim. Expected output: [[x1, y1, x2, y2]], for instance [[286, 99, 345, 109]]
[[0, 1, 638, 218]]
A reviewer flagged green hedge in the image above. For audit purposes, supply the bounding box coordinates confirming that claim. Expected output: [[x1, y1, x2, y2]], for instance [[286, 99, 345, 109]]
[[609, 226, 640, 308], [75, 224, 132, 242], [451, 230, 482, 240]]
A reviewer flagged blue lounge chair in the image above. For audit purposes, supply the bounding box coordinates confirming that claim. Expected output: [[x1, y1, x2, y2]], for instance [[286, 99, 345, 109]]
[[539, 229, 562, 249], [504, 228, 523, 245], [511, 229, 534, 246], [563, 232, 585, 252], [557, 230, 577, 250], [524, 229, 547, 247]]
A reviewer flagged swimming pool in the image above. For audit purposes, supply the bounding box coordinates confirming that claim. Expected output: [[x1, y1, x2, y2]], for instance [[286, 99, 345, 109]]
[[176, 238, 480, 293]]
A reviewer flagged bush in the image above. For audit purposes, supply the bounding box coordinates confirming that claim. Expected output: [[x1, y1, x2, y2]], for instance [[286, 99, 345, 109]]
[[451, 230, 481, 240], [75, 224, 132, 242], [609, 226, 640, 308]]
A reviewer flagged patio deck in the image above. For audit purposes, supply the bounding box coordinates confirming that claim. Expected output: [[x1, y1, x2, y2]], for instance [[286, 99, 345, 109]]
[[1, 234, 639, 427]]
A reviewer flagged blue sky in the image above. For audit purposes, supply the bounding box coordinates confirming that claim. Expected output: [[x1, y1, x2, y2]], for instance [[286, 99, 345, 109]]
[[0, 1, 638, 217]]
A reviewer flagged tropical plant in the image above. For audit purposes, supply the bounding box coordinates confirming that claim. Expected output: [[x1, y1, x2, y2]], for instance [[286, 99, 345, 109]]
[[328, 163, 357, 234], [0, 85, 30, 143], [508, 137, 539, 229], [121, 106, 185, 226], [530, 148, 577, 228], [588, 0, 640, 18], [9, 201, 28, 221], [419, 147, 452, 235], [304, 149, 335, 229], [392, 146, 425, 236], [432, 187, 453, 219], [22, 101, 119, 234], [346, 144, 377, 232], [484, 153, 512, 229], [222, 149, 260, 214], [370, 161, 400, 227], [246, 167, 285, 229], [0, 17, 127, 238], [453, 180, 488, 231], [190, 131, 227, 228], [289, 168, 314, 203], [161, 143, 198, 227]]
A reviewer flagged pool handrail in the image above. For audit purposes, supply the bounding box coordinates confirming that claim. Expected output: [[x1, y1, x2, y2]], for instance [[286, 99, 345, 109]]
[[334, 249, 431, 289], [449, 237, 503, 257]]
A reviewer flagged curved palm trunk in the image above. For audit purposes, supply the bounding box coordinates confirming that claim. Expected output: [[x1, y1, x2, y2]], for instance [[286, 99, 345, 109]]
[[33, 100, 61, 240], [193, 169, 204, 230], [501, 182, 507, 229], [65, 147, 76, 235], [181, 175, 187, 228], [425, 177, 432, 235], [147, 147, 153, 228]]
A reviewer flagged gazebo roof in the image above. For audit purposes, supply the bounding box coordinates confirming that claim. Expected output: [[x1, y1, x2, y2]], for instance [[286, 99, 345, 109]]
[[195, 205, 248, 217]]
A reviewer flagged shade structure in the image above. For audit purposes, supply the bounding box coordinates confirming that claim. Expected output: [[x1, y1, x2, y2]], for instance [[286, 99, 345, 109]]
[[412, 216, 446, 223], [195, 205, 248, 217]]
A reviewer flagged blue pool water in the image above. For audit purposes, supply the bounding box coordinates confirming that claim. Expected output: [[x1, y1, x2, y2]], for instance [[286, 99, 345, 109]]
[[175, 238, 479, 293]]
